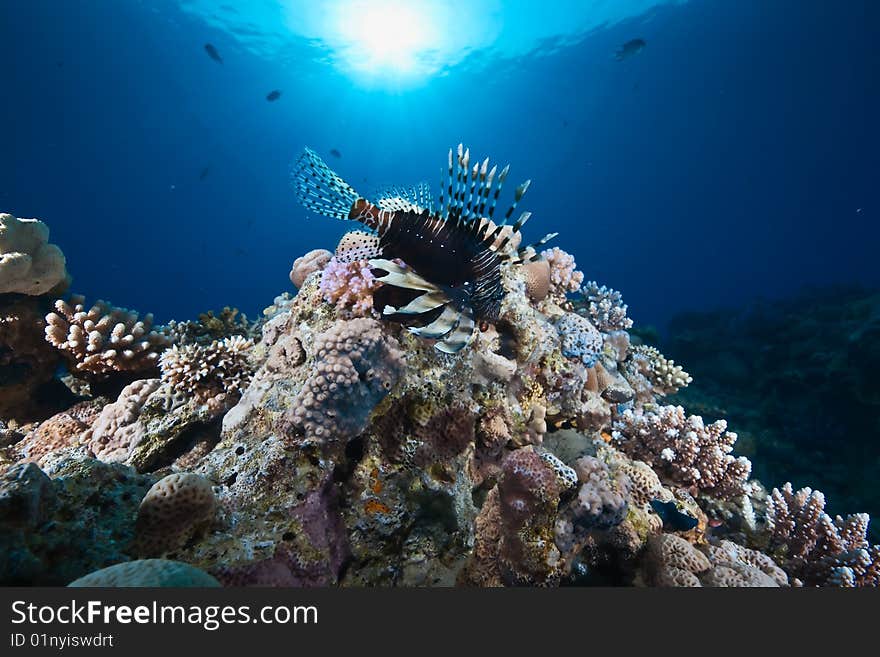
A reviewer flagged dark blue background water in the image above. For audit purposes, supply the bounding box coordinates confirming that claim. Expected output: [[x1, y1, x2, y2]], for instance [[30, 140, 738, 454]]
[[1, 0, 878, 329]]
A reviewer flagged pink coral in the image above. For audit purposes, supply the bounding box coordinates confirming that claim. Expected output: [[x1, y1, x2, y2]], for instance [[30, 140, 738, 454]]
[[319, 256, 380, 317], [290, 249, 332, 288], [612, 405, 751, 499], [541, 247, 584, 300]]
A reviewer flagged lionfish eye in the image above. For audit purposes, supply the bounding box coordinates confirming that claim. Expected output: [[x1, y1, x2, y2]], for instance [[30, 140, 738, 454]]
[[479, 321, 490, 332]]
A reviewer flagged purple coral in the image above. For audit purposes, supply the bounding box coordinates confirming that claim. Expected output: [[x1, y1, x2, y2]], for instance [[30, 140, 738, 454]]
[[541, 247, 584, 300], [612, 405, 751, 499], [287, 318, 403, 446], [319, 256, 380, 317]]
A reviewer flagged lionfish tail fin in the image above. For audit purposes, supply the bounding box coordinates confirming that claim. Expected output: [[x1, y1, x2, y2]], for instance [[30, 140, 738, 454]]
[[511, 232, 559, 264], [291, 147, 361, 220]]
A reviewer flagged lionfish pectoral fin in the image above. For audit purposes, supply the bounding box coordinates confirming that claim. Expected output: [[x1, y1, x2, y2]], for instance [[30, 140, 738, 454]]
[[368, 259, 438, 292], [409, 305, 461, 339], [385, 290, 450, 316], [291, 147, 361, 220], [436, 311, 475, 353]]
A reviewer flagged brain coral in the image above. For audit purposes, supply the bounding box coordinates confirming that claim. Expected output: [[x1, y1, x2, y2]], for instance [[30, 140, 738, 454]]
[[290, 248, 332, 288], [68, 559, 220, 587], [0, 213, 69, 295], [134, 472, 217, 556], [287, 318, 404, 446], [44, 296, 170, 379]]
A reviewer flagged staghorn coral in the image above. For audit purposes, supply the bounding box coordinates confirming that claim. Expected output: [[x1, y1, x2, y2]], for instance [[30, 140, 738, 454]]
[[159, 335, 255, 402], [0, 213, 69, 296], [319, 256, 381, 317], [290, 248, 332, 288], [541, 247, 584, 301], [612, 405, 751, 499], [44, 295, 170, 380], [134, 472, 217, 556], [286, 318, 404, 447], [766, 482, 879, 586], [576, 281, 633, 332], [68, 560, 220, 587], [625, 345, 692, 396]]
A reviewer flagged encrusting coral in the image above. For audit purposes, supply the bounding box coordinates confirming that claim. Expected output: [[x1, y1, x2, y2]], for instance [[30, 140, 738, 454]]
[[44, 295, 170, 380]]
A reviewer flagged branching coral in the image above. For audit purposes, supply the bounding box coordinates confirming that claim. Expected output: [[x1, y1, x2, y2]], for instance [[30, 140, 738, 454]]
[[164, 307, 254, 346], [319, 256, 381, 317], [541, 247, 584, 301], [287, 318, 404, 446], [625, 345, 693, 396], [766, 482, 879, 586], [612, 405, 751, 498], [0, 213, 69, 296], [576, 281, 633, 332], [44, 296, 169, 379], [159, 336, 255, 402]]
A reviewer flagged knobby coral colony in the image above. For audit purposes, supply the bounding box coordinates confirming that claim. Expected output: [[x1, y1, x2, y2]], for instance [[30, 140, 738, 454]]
[[291, 144, 556, 353]]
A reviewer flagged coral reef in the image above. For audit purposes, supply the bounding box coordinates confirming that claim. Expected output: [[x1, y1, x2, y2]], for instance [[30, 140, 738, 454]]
[[1, 214, 876, 590], [0, 213, 69, 296], [44, 295, 170, 380]]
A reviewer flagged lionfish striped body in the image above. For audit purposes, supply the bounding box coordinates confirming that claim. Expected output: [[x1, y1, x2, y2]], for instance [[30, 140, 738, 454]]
[[292, 145, 557, 353]]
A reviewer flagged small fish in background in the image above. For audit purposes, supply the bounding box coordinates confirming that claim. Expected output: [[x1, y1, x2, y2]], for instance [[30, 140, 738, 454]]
[[266, 89, 282, 102], [204, 43, 223, 64], [330, 148, 342, 158], [199, 166, 211, 181], [650, 499, 699, 532], [614, 38, 646, 61]]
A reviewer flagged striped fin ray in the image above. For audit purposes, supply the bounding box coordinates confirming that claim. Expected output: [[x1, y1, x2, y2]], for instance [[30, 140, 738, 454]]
[[509, 232, 560, 265], [436, 310, 475, 353], [408, 305, 461, 340], [385, 289, 449, 316], [368, 259, 438, 292], [291, 147, 360, 220]]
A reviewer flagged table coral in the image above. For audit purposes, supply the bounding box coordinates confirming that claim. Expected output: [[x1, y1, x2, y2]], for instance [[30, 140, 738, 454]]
[[44, 295, 170, 380]]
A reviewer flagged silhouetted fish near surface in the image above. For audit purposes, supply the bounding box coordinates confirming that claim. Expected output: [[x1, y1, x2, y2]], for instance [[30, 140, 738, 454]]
[[266, 90, 282, 102], [650, 499, 698, 532], [204, 43, 223, 63], [330, 148, 342, 158], [615, 38, 646, 61], [199, 166, 211, 181]]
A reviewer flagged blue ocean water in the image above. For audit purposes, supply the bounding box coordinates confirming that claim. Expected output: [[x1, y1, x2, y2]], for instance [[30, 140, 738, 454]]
[[2, 0, 877, 328]]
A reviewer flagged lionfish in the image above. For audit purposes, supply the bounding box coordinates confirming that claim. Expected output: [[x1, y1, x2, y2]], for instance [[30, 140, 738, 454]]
[[291, 145, 557, 353]]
